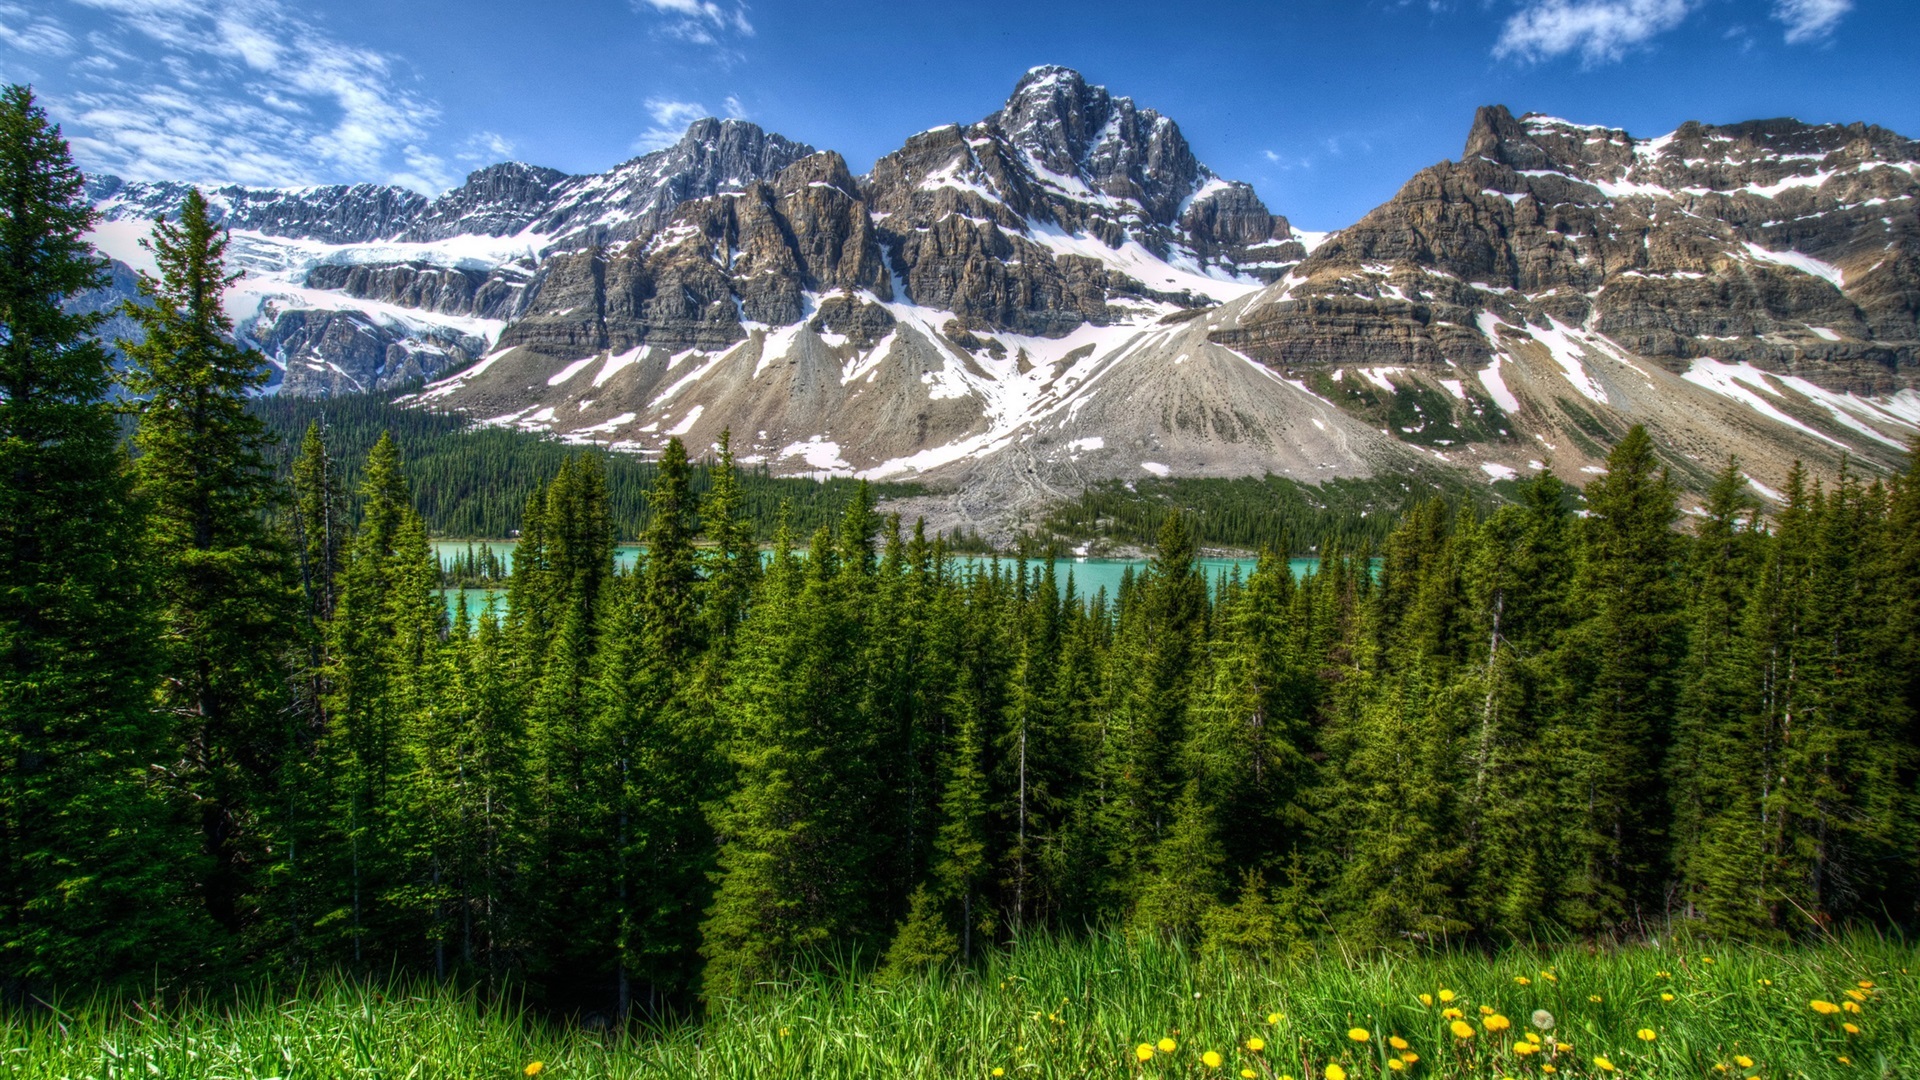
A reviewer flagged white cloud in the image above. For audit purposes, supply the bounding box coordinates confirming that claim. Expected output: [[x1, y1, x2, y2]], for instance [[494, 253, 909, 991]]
[[632, 0, 752, 45], [1494, 0, 1697, 65], [28, 0, 451, 191], [0, 4, 78, 56], [633, 96, 716, 152], [1262, 149, 1280, 162], [1773, 0, 1850, 43], [723, 93, 747, 119]]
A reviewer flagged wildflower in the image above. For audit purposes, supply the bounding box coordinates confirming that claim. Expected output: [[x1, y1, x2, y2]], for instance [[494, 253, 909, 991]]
[[1637, 1029, 1656, 1041], [1811, 1000, 1840, 1015], [1450, 1019, 1475, 1040], [1531, 1010, 1555, 1031], [1524, 1033, 1542, 1044], [1733, 1056, 1754, 1069], [1713, 1066, 1729, 1074], [780, 1027, 790, 1038], [1541, 1067, 1557, 1075], [1348, 1028, 1370, 1043], [1267, 1012, 1284, 1025], [1159, 1038, 1178, 1053], [1136, 1044, 1155, 1062], [1438, 989, 1456, 1003], [524, 1066, 544, 1078], [993, 1069, 1006, 1077], [1655, 971, 1670, 979], [1247, 1037, 1265, 1052], [1843, 1000, 1863, 1014], [1442, 1007, 1464, 1020], [1838, 1056, 1851, 1065], [1484, 1014, 1511, 1033], [1846, 989, 1868, 1003], [1843, 1023, 1860, 1035], [1858, 980, 1876, 989], [1401, 1052, 1420, 1064], [1594, 1056, 1616, 1073], [1418, 994, 1434, 1007], [1758, 979, 1772, 986], [1588, 995, 1603, 1003], [1243, 1072, 1257, 1079], [1515, 1040, 1542, 1056], [1701, 956, 1715, 964], [1541, 971, 1558, 983], [1326, 1065, 1347, 1080], [1203, 1051, 1224, 1069], [1661, 993, 1674, 1002], [1479, 1005, 1495, 1016], [1515, 976, 1532, 986], [1386, 1054, 1406, 1070], [1388, 1036, 1409, 1051]]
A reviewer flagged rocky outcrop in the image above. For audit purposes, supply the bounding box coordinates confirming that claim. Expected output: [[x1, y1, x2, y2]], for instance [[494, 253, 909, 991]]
[[253, 307, 487, 395], [302, 261, 534, 320], [1223, 105, 1920, 395]]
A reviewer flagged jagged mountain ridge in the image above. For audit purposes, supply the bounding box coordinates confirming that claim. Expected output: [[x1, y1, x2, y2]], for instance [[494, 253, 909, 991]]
[[81, 69, 1920, 534]]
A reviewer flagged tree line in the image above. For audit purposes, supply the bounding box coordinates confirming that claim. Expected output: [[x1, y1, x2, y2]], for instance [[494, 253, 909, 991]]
[[4, 86, 1919, 1017]]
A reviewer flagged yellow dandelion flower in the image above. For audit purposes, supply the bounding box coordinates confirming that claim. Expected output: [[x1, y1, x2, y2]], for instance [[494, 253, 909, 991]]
[[1759, 979, 1772, 986], [1159, 1038, 1178, 1053], [1401, 1052, 1420, 1065], [1857, 980, 1876, 989], [1514, 1043, 1540, 1057], [1838, 1056, 1851, 1065], [1541, 1066, 1557, 1075], [1655, 971, 1670, 979], [1348, 1028, 1370, 1043], [1388, 1060, 1406, 1073], [1524, 1033, 1542, 1044], [1326, 1064, 1348, 1080], [1594, 1056, 1616, 1073], [1389, 1036, 1410, 1051], [1811, 1000, 1841, 1015], [1701, 956, 1715, 965], [1479, 1005, 1495, 1016], [1442, 1007, 1464, 1020], [1203, 1051, 1224, 1069], [1243, 1071, 1258, 1080], [1515, 976, 1532, 986], [1485, 1014, 1511, 1033], [1843, 1022, 1861, 1035], [1136, 1044, 1155, 1063], [1637, 1028, 1656, 1042], [1588, 995, 1603, 1004], [1247, 1037, 1266, 1052], [1268, 1012, 1284, 1025], [524, 1066, 544, 1078], [1713, 1066, 1729, 1074], [1843, 1000, 1863, 1014], [1556, 1042, 1573, 1052], [1733, 1056, 1754, 1069], [1846, 989, 1868, 1002], [1450, 1019, 1476, 1040], [1418, 994, 1434, 1007], [1438, 989, 1456, 1003], [993, 1069, 1005, 1077], [1542, 971, 1558, 982], [779, 1027, 790, 1038], [1661, 993, 1675, 1002]]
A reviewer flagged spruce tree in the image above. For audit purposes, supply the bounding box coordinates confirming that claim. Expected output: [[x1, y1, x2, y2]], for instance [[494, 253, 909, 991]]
[[0, 83, 209, 988], [1556, 427, 1683, 932], [121, 185, 302, 939]]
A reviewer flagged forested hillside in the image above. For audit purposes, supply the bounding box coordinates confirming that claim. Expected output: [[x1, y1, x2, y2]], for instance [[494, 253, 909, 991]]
[[6, 85, 1920, 1025]]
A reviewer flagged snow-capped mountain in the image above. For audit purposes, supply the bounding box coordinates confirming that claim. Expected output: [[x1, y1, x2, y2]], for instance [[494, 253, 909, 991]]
[[83, 68, 1920, 532], [83, 119, 815, 394]]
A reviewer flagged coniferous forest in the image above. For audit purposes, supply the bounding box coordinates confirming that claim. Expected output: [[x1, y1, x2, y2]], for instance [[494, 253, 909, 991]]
[[6, 82, 1920, 1047]]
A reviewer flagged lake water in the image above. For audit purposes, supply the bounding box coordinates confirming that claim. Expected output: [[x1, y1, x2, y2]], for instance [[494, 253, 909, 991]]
[[434, 540, 1316, 620]]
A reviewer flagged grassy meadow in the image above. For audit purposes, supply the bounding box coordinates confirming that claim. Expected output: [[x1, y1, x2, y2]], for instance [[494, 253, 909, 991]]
[[5, 934, 1913, 1079]]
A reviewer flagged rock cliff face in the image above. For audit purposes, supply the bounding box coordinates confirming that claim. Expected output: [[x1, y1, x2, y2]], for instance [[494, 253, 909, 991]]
[[82, 73, 1920, 532]]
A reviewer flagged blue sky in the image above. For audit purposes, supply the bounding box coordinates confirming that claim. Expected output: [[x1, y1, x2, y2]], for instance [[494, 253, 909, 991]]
[[2, 0, 1913, 230]]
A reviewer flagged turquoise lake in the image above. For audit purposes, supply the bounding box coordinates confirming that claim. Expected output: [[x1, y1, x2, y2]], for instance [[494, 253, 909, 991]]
[[434, 540, 1318, 619]]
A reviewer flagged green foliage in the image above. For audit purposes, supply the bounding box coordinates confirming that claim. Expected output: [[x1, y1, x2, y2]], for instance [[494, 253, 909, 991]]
[[1039, 471, 1496, 555], [9, 936, 1920, 1078], [0, 83, 209, 989], [248, 392, 925, 539]]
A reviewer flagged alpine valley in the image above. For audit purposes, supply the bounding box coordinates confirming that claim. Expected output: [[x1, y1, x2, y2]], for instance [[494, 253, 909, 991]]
[[82, 66, 1920, 531]]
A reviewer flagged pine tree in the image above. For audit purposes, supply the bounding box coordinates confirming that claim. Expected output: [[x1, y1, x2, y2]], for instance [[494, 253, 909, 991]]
[[121, 186, 302, 940], [0, 83, 210, 988], [1556, 427, 1683, 932]]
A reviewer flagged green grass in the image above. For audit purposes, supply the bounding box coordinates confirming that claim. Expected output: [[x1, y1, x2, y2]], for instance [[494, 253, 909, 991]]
[[6, 934, 1914, 1078]]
